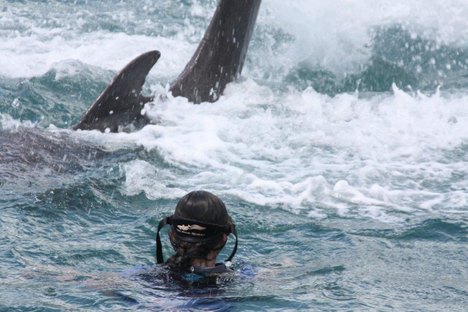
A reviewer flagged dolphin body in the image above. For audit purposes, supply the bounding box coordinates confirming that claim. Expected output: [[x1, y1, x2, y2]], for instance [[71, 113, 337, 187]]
[[73, 0, 262, 132], [0, 0, 261, 189]]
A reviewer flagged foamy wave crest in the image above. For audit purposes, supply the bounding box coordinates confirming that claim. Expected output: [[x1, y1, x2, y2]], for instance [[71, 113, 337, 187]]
[[0, 113, 36, 130], [106, 80, 468, 222], [121, 160, 186, 200], [265, 0, 468, 73], [0, 32, 192, 79]]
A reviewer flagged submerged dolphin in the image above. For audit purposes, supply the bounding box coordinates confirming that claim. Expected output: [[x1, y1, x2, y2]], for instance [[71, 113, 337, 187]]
[[74, 0, 262, 132], [0, 0, 261, 189]]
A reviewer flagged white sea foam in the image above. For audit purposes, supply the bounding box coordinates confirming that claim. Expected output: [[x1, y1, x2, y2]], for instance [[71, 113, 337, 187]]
[[120, 159, 186, 200], [102, 81, 468, 223], [265, 0, 468, 74], [2, 0, 468, 79], [2, 0, 467, 223], [0, 31, 193, 79], [0, 113, 36, 130]]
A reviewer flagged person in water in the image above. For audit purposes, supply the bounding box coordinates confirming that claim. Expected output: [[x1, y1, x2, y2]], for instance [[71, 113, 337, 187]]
[[155, 191, 238, 283]]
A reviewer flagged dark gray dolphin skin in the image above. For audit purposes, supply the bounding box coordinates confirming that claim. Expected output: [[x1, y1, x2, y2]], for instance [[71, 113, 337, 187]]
[[73, 51, 160, 132], [170, 0, 262, 103], [74, 0, 262, 132]]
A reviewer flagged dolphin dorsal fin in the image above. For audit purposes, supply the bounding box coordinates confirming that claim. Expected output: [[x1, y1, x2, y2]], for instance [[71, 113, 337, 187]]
[[170, 0, 262, 103], [74, 0, 262, 132], [74, 50, 160, 132]]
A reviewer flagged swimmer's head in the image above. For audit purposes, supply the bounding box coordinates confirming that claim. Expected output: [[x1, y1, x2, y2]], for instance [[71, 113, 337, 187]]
[[171, 191, 231, 243], [155, 191, 238, 265]]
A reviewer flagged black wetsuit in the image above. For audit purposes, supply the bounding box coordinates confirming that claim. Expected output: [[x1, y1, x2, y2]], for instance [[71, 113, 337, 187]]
[[177, 263, 234, 286], [115, 262, 255, 310]]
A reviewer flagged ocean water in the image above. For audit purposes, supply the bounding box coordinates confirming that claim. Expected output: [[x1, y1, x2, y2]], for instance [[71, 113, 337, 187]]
[[0, 0, 467, 311]]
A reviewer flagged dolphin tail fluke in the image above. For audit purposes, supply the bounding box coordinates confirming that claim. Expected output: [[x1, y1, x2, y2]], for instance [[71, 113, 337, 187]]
[[73, 50, 161, 132], [169, 0, 262, 103]]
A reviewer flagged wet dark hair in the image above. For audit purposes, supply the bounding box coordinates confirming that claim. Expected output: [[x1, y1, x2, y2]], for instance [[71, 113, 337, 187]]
[[173, 190, 230, 228], [155, 191, 238, 270]]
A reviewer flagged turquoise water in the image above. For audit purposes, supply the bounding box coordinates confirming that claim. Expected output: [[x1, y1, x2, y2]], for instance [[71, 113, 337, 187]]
[[1, 0, 467, 311]]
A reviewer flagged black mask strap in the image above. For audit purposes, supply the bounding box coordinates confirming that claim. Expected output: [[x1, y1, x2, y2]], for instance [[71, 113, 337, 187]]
[[155, 216, 238, 265], [156, 216, 171, 264], [225, 223, 238, 263]]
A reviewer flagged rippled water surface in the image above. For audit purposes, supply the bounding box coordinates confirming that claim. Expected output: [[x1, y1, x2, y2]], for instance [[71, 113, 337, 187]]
[[1, 0, 467, 311]]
